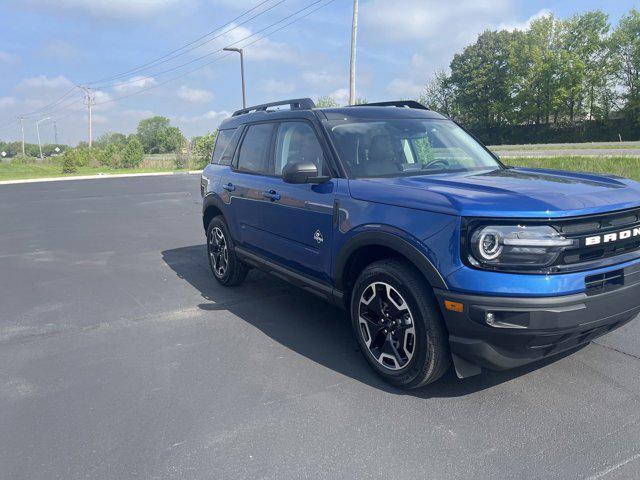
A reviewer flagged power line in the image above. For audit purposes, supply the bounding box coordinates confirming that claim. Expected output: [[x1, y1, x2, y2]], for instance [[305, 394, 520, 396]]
[[20, 86, 80, 119], [94, 0, 336, 106], [88, 0, 286, 86], [4, 0, 283, 124], [10, 0, 336, 128], [91, 0, 326, 91]]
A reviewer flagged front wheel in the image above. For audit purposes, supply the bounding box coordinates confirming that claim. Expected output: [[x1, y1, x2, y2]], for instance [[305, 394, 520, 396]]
[[207, 216, 248, 286], [350, 259, 450, 389]]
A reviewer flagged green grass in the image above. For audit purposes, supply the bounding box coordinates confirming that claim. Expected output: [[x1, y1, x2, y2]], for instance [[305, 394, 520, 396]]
[[509, 156, 640, 181], [0, 161, 189, 181]]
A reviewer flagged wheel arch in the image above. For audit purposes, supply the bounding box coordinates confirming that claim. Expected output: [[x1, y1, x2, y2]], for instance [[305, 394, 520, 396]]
[[334, 230, 448, 301], [202, 193, 225, 231]]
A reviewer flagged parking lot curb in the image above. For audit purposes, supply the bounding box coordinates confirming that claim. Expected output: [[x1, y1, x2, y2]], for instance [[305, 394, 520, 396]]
[[0, 170, 203, 186]]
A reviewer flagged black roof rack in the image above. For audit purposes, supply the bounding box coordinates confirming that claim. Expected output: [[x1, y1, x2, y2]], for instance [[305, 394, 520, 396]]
[[351, 100, 429, 110], [232, 98, 316, 117]]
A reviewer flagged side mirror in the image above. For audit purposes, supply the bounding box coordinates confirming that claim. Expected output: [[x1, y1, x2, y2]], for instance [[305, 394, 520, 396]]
[[282, 161, 329, 184]]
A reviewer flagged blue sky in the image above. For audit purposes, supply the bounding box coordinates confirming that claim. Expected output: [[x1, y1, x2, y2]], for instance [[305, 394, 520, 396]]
[[0, 0, 637, 145]]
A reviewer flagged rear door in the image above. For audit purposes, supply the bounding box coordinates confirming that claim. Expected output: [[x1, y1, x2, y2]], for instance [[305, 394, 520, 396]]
[[222, 122, 276, 250], [259, 120, 336, 282]]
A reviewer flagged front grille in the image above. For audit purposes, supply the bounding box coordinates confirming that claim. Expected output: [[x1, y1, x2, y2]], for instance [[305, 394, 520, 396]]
[[553, 207, 640, 267]]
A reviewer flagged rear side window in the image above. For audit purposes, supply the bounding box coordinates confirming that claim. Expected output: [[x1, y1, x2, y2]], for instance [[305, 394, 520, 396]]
[[212, 128, 238, 165], [236, 123, 274, 175]]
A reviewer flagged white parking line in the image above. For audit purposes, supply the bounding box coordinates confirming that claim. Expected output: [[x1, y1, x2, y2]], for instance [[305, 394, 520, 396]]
[[0, 170, 202, 186], [587, 453, 640, 479]]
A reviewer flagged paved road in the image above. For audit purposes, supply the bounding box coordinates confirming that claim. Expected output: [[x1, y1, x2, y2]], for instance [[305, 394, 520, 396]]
[[489, 141, 640, 158], [493, 148, 640, 157], [2, 175, 640, 480]]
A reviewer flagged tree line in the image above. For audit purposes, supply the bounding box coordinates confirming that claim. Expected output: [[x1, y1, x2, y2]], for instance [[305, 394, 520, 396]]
[[420, 8, 640, 143]]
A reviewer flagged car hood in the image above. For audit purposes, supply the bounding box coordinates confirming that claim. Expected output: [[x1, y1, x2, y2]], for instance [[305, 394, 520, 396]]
[[348, 167, 640, 218]]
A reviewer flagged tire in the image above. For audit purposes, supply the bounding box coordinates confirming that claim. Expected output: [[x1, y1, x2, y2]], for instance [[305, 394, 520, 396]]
[[206, 216, 249, 286], [350, 259, 450, 389]]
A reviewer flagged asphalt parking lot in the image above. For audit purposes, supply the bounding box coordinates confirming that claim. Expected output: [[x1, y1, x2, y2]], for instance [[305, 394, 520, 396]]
[[2, 174, 640, 480]]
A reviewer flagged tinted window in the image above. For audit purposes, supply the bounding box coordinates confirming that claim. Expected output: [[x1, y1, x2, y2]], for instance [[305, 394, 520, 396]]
[[236, 124, 274, 174], [274, 122, 328, 176], [328, 119, 501, 178], [212, 128, 239, 165]]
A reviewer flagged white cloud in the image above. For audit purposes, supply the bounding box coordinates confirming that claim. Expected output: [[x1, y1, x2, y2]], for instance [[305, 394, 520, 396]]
[[499, 9, 552, 31], [302, 70, 341, 87], [262, 79, 295, 95], [203, 23, 299, 63], [43, 41, 78, 60], [113, 76, 157, 93], [178, 110, 230, 123], [16, 0, 183, 18], [329, 88, 349, 105], [387, 79, 424, 98], [177, 85, 215, 103], [123, 109, 154, 118], [362, 0, 511, 42], [0, 51, 17, 64], [19, 75, 74, 90], [0, 97, 15, 108]]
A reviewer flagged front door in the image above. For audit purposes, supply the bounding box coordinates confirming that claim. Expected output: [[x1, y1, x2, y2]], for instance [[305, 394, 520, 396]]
[[259, 121, 336, 283]]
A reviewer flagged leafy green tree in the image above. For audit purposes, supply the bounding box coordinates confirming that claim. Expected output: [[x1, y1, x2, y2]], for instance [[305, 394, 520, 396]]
[[450, 29, 517, 128], [136, 116, 185, 154], [610, 8, 640, 123], [191, 131, 218, 169], [122, 137, 144, 168], [95, 132, 127, 149], [315, 96, 339, 108], [420, 69, 456, 118]]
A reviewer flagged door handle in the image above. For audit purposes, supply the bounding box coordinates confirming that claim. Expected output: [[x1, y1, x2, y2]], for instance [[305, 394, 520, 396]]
[[262, 190, 281, 201], [223, 182, 235, 192]]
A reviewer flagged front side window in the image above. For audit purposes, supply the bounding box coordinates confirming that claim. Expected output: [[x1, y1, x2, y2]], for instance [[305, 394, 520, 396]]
[[327, 119, 501, 178], [274, 122, 328, 176], [236, 123, 274, 175]]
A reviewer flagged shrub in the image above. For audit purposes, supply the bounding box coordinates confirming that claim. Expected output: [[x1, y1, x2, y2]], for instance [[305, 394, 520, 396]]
[[191, 132, 217, 170], [98, 144, 121, 168], [121, 138, 144, 168], [61, 150, 78, 173]]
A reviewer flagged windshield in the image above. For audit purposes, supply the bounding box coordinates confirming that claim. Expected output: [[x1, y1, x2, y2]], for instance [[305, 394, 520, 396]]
[[326, 118, 502, 178]]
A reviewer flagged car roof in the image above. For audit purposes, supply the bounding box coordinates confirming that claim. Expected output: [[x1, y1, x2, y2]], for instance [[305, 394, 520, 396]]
[[218, 101, 448, 130]]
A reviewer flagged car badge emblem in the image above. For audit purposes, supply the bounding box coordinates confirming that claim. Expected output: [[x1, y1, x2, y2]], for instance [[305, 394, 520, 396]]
[[314, 229, 323, 244]]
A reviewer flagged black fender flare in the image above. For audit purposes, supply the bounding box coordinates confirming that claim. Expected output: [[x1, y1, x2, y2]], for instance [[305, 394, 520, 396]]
[[202, 193, 226, 231], [333, 230, 448, 291]]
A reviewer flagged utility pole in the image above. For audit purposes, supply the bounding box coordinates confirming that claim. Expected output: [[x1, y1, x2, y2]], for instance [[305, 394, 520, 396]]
[[36, 117, 50, 160], [19, 116, 25, 157], [223, 47, 246, 109], [54, 121, 59, 145], [80, 86, 95, 147], [349, 0, 359, 106]]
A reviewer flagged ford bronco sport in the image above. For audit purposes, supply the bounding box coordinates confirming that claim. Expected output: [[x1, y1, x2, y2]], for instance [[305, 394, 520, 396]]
[[201, 98, 640, 389]]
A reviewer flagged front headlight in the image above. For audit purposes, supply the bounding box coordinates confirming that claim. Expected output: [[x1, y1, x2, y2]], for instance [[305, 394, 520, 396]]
[[468, 225, 576, 270]]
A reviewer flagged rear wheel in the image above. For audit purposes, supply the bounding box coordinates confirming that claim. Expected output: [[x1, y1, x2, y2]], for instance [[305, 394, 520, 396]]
[[350, 259, 450, 389], [207, 216, 248, 286]]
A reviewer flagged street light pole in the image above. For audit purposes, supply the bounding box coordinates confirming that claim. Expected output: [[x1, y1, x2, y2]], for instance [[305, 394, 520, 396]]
[[224, 47, 246, 109], [349, 0, 359, 106], [36, 117, 50, 160]]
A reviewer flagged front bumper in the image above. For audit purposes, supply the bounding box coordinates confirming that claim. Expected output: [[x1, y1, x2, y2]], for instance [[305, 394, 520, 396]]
[[434, 272, 640, 376]]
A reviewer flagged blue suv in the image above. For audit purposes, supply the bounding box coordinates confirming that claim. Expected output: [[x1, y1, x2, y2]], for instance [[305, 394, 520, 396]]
[[201, 98, 640, 389]]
